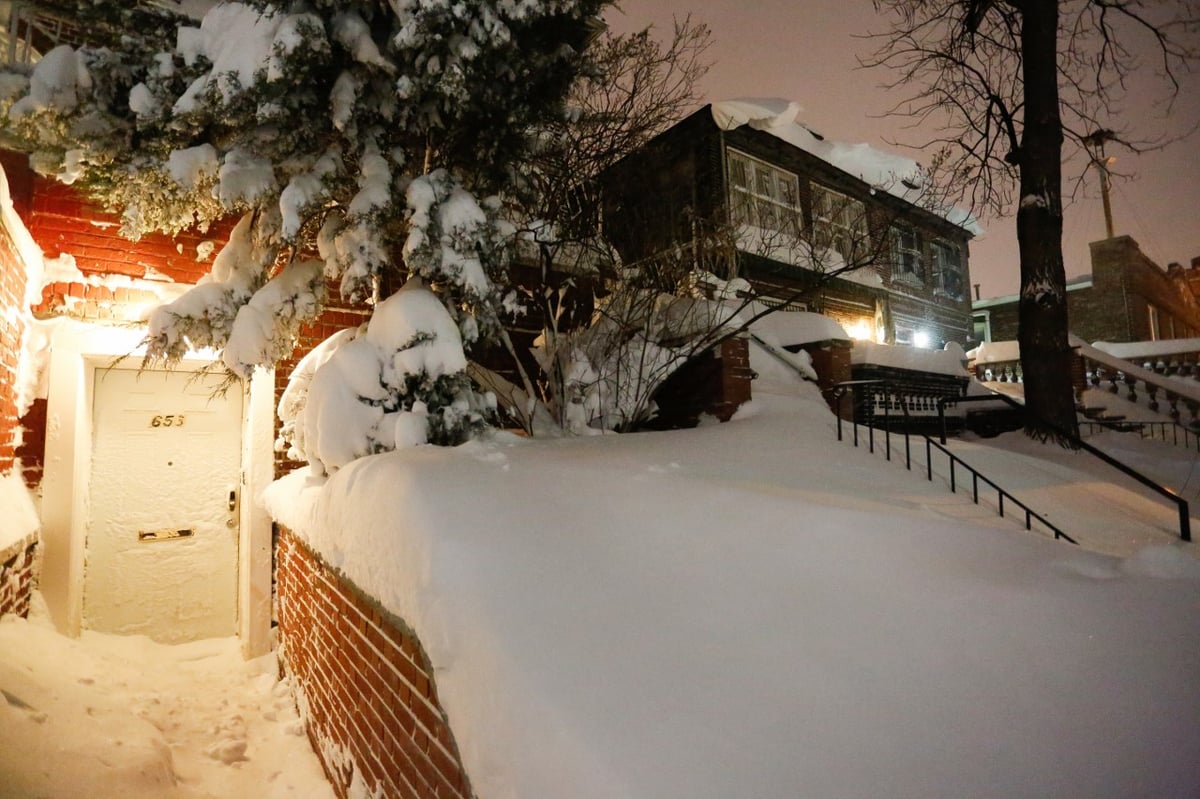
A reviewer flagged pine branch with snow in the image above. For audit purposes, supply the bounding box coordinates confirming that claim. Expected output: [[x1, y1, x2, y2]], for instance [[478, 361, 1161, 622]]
[[0, 0, 609, 453]]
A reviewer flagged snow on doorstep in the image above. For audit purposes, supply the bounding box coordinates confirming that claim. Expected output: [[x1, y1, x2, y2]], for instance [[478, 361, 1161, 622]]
[[0, 610, 334, 799], [262, 383, 1200, 799], [852, 339, 969, 376], [710, 98, 984, 236], [0, 472, 38, 550]]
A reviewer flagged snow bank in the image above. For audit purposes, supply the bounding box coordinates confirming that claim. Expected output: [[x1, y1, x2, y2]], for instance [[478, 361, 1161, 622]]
[[711, 98, 984, 236], [262, 387, 1200, 799], [0, 473, 38, 550]]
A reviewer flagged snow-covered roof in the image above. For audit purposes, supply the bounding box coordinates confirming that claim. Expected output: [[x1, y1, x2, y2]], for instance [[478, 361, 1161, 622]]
[[710, 98, 984, 237]]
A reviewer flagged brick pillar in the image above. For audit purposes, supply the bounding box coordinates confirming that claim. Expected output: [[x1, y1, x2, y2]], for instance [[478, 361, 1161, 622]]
[[800, 339, 852, 415], [712, 334, 753, 421]]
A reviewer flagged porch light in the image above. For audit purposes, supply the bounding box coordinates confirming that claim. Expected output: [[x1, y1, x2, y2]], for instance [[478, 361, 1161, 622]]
[[913, 330, 932, 348]]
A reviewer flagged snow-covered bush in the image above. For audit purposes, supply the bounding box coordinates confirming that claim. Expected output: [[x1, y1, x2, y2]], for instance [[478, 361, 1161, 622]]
[[277, 279, 492, 474], [536, 273, 748, 432]]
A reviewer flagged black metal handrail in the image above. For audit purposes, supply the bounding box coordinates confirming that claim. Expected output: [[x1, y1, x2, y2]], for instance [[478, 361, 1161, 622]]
[[923, 436, 1075, 543], [1078, 420, 1200, 452], [938, 393, 1192, 543], [828, 381, 1076, 544]]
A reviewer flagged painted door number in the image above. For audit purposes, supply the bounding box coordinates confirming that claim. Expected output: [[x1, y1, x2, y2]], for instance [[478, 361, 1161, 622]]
[[149, 414, 186, 428]]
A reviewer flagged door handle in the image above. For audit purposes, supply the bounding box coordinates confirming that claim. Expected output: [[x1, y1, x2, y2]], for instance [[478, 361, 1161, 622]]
[[227, 486, 237, 512]]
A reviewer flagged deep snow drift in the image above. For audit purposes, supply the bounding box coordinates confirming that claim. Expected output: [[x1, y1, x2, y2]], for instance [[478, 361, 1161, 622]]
[[262, 368, 1200, 799], [3, 358, 1198, 798]]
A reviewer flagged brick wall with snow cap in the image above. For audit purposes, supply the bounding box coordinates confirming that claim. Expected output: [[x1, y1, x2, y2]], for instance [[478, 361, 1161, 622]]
[[0, 153, 40, 618], [275, 527, 475, 799], [26, 176, 234, 322]]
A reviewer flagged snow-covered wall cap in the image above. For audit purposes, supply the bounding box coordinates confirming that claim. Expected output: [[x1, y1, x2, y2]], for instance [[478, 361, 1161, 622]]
[[748, 305, 850, 347], [1093, 337, 1200, 360], [710, 98, 984, 237], [970, 339, 1021, 365], [851, 340, 969, 377], [0, 472, 39, 551], [0, 162, 47, 306]]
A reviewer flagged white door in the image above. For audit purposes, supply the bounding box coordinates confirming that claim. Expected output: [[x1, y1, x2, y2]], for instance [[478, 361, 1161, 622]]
[[84, 367, 242, 643]]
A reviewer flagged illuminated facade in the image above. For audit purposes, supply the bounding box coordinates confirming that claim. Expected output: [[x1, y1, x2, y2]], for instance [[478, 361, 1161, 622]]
[[601, 104, 978, 348]]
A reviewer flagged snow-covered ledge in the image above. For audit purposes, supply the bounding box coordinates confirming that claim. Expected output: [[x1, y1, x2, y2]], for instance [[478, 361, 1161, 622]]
[[274, 526, 473, 799]]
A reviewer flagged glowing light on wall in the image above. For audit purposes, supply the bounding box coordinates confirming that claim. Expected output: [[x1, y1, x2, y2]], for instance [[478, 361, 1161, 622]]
[[845, 318, 875, 341], [913, 330, 932, 348]]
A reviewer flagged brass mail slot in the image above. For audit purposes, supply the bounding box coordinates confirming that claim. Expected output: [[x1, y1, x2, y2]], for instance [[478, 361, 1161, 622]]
[[137, 528, 194, 542]]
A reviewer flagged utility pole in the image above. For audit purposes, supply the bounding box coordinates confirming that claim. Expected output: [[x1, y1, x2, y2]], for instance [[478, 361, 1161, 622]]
[[1083, 129, 1117, 239]]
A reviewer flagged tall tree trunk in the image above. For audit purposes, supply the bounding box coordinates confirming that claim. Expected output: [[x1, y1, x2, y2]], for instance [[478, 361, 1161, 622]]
[[1016, 1, 1079, 444]]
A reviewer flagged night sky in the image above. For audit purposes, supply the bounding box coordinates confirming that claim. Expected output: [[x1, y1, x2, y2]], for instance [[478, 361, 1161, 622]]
[[605, 0, 1200, 300]]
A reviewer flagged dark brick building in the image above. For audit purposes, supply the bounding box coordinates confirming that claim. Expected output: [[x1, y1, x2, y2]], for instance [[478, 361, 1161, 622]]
[[600, 101, 979, 349], [973, 235, 1200, 344]]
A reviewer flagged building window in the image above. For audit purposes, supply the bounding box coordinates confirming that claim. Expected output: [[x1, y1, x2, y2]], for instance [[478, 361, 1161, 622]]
[[891, 225, 923, 283], [1148, 304, 1160, 341], [931, 239, 965, 300], [726, 149, 800, 237], [811, 184, 869, 265]]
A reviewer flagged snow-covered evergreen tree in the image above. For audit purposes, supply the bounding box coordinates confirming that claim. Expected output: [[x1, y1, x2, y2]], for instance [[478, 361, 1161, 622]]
[[0, 0, 609, 455]]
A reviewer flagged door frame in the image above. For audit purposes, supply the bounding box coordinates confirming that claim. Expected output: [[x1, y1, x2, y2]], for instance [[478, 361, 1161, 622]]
[[39, 319, 275, 657]]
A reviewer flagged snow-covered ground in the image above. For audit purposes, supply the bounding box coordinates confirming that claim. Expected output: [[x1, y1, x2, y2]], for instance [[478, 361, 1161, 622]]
[[4, 362, 1200, 798], [0, 601, 334, 799]]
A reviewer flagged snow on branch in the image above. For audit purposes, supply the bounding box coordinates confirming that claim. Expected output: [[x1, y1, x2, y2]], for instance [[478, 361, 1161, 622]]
[[144, 212, 276, 362]]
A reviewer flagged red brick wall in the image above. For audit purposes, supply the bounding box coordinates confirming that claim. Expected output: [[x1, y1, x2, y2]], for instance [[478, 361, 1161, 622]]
[[27, 177, 222, 284], [714, 335, 754, 421], [800, 339, 853, 415], [0, 193, 31, 478], [0, 539, 37, 618], [276, 527, 473, 799]]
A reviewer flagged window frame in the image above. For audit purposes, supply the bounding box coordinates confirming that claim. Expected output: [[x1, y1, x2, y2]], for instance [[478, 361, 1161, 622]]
[[931, 238, 966, 300], [726, 148, 801, 238], [891, 224, 924, 284], [810, 184, 869, 265]]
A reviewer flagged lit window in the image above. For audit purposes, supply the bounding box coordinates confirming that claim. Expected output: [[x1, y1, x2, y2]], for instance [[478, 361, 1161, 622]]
[[726, 149, 800, 236], [892, 225, 923, 283], [811, 184, 869, 264], [931, 240, 965, 299], [1148, 304, 1160, 341]]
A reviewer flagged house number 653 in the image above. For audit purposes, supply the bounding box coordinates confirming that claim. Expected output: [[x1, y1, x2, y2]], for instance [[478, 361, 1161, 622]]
[[149, 414, 185, 428]]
